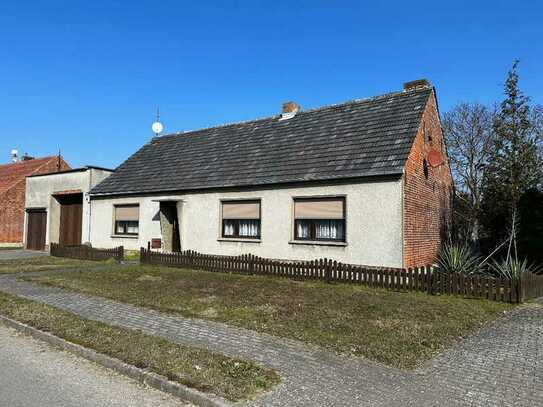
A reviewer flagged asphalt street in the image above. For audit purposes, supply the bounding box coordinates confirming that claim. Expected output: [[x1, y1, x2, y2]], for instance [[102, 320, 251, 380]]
[[0, 325, 189, 407]]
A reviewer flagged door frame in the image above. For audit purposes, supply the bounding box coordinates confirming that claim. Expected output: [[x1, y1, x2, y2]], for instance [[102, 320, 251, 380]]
[[25, 208, 47, 251], [56, 193, 83, 247]]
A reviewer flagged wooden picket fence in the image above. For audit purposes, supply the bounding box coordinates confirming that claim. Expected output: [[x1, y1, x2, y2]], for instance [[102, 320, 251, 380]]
[[140, 247, 543, 303], [51, 243, 124, 262]]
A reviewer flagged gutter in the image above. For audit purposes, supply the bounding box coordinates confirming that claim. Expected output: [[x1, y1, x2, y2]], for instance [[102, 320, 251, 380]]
[[88, 173, 404, 200]]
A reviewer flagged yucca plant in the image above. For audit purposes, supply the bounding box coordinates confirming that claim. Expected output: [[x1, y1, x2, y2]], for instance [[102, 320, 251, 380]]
[[488, 258, 541, 281], [436, 243, 481, 275]]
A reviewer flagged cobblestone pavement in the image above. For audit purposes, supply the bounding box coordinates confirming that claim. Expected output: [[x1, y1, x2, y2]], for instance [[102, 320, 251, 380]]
[[0, 274, 541, 407]]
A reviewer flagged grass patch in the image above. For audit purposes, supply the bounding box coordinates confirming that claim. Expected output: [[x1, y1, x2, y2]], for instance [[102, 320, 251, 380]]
[[0, 256, 111, 274], [0, 291, 279, 401], [27, 265, 513, 369], [123, 250, 141, 261]]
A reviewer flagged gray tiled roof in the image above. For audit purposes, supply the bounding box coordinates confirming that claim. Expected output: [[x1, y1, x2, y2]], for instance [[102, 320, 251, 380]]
[[91, 87, 432, 196]]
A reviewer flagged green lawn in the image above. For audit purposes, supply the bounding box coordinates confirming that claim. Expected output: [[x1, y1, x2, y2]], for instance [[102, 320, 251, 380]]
[[26, 264, 513, 368], [0, 256, 110, 274], [0, 291, 279, 401]]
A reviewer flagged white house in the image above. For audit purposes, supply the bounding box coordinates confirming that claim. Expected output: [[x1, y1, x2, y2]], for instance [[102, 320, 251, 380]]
[[89, 80, 452, 268]]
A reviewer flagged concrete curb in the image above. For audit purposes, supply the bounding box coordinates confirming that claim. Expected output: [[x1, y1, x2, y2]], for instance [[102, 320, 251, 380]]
[[0, 314, 231, 407]]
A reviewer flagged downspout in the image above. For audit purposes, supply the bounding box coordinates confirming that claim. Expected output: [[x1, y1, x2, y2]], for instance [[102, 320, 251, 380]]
[[87, 169, 93, 243], [401, 170, 405, 269]]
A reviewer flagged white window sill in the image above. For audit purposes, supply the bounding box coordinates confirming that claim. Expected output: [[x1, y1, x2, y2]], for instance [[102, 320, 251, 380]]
[[217, 238, 261, 243], [110, 235, 139, 239], [289, 240, 347, 247]]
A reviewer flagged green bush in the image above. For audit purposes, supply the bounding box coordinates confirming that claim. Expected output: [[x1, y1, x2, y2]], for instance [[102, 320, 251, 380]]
[[488, 258, 541, 280], [437, 243, 481, 275]]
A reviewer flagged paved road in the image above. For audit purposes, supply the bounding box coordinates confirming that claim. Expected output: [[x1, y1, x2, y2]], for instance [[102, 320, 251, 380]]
[[0, 249, 48, 261], [0, 325, 189, 407], [1, 273, 542, 406]]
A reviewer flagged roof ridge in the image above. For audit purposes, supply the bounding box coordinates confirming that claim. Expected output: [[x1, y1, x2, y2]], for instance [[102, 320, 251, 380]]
[[156, 87, 430, 140], [0, 156, 59, 195], [0, 155, 57, 169]]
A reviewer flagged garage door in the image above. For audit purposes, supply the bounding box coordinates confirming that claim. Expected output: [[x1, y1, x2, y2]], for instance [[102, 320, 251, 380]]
[[26, 210, 47, 251], [59, 194, 83, 246]]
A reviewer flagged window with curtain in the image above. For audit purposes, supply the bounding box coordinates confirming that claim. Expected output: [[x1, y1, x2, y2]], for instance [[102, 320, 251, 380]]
[[114, 204, 139, 235], [293, 197, 346, 242], [221, 200, 261, 239]]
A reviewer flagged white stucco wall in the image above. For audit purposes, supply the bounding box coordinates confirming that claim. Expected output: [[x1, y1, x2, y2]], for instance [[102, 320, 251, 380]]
[[25, 168, 113, 247], [89, 179, 404, 267]]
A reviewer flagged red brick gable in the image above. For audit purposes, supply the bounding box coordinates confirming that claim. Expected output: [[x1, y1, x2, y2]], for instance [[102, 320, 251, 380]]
[[0, 157, 60, 194], [403, 90, 453, 267], [0, 156, 70, 244]]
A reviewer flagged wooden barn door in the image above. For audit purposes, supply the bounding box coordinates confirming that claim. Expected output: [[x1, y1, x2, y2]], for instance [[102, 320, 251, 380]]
[[59, 194, 83, 246], [26, 210, 47, 250]]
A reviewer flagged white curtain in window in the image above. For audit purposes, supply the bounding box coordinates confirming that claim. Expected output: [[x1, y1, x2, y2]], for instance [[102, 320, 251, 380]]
[[315, 220, 344, 240], [297, 221, 310, 239], [239, 220, 259, 237], [126, 221, 139, 234], [224, 220, 235, 236]]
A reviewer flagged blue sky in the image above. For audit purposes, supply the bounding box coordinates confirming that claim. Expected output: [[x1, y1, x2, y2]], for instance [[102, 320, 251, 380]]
[[1, 1, 542, 168]]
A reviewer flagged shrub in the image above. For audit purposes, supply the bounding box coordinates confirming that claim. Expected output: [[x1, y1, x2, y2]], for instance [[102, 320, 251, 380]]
[[436, 243, 481, 275], [488, 258, 541, 280]]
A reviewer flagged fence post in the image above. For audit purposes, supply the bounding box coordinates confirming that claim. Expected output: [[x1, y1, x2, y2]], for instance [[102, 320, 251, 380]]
[[248, 254, 254, 275], [325, 258, 331, 284], [517, 275, 524, 304], [426, 265, 435, 295], [117, 246, 124, 262]]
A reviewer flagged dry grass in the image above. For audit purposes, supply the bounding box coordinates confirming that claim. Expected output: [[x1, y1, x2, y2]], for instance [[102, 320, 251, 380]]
[[27, 265, 513, 368], [0, 256, 110, 274], [0, 291, 279, 401]]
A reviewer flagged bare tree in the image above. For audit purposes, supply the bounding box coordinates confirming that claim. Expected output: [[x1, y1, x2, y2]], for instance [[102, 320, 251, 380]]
[[442, 103, 494, 246]]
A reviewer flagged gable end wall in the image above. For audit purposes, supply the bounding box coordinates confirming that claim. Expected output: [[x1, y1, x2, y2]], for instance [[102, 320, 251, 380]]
[[0, 158, 70, 244], [403, 90, 453, 267]]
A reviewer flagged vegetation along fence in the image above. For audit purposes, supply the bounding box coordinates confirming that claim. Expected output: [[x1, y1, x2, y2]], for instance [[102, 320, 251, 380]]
[[140, 247, 543, 304], [51, 243, 124, 262]]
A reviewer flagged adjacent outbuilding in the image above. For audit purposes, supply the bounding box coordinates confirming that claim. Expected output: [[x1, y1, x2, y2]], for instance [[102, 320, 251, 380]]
[[24, 166, 113, 250]]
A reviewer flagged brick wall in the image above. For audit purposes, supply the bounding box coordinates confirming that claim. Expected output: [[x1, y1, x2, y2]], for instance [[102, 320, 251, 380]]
[[403, 90, 453, 267], [0, 157, 70, 244]]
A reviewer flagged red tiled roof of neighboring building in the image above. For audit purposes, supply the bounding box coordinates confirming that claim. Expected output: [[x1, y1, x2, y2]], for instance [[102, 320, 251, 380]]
[[0, 156, 60, 195]]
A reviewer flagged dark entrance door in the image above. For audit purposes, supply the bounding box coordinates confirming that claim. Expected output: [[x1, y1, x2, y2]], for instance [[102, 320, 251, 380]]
[[26, 209, 47, 250], [159, 201, 181, 252], [172, 214, 181, 252], [58, 193, 83, 246]]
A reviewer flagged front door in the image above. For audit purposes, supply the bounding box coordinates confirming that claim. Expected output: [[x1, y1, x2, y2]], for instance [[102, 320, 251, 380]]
[[26, 209, 47, 250], [172, 215, 181, 252], [159, 201, 181, 252], [58, 194, 83, 246]]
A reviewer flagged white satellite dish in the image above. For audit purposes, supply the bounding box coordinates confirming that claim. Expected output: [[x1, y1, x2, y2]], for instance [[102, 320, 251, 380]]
[[152, 121, 163, 135]]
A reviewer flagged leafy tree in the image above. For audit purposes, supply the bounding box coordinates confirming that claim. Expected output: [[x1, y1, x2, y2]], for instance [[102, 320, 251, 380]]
[[442, 103, 494, 246], [481, 61, 543, 256]]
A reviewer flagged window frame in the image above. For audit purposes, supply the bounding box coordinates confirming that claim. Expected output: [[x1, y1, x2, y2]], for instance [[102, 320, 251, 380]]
[[112, 204, 140, 237], [220, 199, 262, 240], [292, 196, 347, 243]]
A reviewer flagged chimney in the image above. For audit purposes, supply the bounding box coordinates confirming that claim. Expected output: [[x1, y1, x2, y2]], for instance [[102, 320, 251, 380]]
[[280, 101, 300, 120], [403, 79, 431, 91], [10, 149, 18, 162]]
